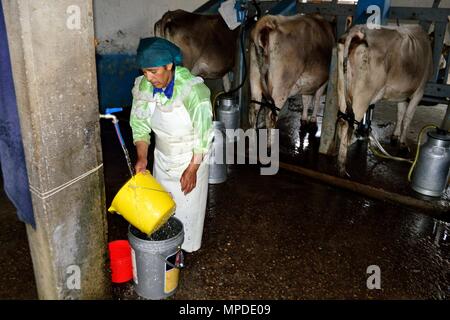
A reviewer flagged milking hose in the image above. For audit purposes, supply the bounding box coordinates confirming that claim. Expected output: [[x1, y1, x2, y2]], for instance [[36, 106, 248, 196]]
[[368, 123, 440, 182], [213, 12, 250, 120], [407, 124, 438, 182], [368, 131, 414, 164]]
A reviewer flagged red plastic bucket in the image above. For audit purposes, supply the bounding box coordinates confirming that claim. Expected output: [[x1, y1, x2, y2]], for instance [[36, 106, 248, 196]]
[[108, 240, 133, 283]]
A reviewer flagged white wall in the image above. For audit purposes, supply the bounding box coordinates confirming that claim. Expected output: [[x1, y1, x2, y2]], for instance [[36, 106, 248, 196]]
[[94, 0, 450, 54], [94, 0, 206, 54]]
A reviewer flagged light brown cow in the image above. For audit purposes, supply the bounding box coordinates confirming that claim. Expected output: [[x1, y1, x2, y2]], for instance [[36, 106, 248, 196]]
[[336, 24, 433, 175], [154, 9, 239, 91], [249, 14, 335, 129]]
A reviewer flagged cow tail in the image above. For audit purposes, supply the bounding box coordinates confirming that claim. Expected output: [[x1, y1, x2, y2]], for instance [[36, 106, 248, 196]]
[[252, 15, 277, 102], [340, 27, 365, 143], [155, 12, 172, 39], [343, 27, 365, 102]]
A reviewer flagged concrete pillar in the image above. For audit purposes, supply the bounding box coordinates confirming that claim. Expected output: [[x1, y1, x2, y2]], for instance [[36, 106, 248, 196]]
[[2, 0, 110, 299]]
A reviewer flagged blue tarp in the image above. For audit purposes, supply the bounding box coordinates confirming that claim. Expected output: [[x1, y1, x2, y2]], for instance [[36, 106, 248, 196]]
[[0, 2, 35, 227]]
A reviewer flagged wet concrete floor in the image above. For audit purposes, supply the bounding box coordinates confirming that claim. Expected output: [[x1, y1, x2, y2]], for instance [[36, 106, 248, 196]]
[[275, 96, 450, 211], [0, 103, 449, 299], [109, 165, 450, 300]]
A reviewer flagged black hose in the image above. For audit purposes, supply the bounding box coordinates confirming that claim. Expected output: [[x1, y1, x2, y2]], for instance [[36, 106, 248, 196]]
[[226, 24, 248, 95], [224, 0, 261, 96], [252, 0, 261, 20]]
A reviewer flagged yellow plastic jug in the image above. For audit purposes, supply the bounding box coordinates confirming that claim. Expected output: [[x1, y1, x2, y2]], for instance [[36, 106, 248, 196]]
[[108, 171, 176, 235]]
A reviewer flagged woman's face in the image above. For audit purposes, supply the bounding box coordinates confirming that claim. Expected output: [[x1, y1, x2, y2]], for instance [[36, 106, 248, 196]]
[[142, 63, 173, 88]]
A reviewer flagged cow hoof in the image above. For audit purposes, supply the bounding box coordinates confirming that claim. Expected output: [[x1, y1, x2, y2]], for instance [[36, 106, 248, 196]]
[[338, 170, 351, 178], [307, 122, 318, 136], [390, 135, 399, 147], [299, 127, 308, 141], [328, 148, 338, 157], [398, 143, 410, 157], [338, 166, 351, 178]]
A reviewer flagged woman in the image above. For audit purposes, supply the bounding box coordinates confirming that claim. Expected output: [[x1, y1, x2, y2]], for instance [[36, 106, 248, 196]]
[[130, 37, 213, 253]]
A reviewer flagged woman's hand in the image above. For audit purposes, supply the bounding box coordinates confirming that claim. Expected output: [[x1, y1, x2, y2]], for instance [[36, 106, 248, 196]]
[[135, 158, 148, 174], [180, 164, 199, 195], [180, 154, 203, 195]]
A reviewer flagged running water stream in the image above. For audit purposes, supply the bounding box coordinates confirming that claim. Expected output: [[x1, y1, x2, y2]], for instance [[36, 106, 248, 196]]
[[113, 121, 135, 178], [105, 113, 175, 236], [121, 143, 135, 178]]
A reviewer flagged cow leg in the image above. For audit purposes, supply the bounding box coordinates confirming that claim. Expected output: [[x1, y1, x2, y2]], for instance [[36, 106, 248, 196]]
[[336, 42, 349, 176], [301, 95, 313, 124], [222, 73, 231, 92], [391, 101, 407, 146], [264, 109, 277, 147], [249, 95, 263, 130], [310, 81, 328, 123], [249, 46, 263, 128], [249, 101, 262, 129], [399, 91, 422, 151], [337, 119, 351, 176], [190, 63, 201, 76]]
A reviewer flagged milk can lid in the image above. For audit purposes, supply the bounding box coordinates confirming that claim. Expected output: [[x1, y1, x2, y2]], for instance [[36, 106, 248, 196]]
[[428, 129, 450, 142]]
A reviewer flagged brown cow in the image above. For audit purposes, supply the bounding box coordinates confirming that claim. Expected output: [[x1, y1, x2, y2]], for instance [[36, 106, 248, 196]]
[[336, 24, 433, 175], [154, 9, 239, 91], [249, 14, 335, 130]]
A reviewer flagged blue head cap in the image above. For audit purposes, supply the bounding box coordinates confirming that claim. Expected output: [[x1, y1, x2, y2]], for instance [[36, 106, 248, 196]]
[[136, 37, 183, 69]]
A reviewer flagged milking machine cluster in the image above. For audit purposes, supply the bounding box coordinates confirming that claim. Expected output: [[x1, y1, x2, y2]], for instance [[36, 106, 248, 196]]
[[209, 0, 257, 184]]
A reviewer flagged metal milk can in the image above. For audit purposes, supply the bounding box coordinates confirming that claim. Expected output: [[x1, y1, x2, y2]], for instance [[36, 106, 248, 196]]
[[208, 121, 227, 184], [411, 130, 450, 197], [217, 95, 240, 142]]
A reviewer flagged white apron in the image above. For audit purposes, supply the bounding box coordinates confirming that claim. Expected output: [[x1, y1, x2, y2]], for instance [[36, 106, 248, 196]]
[[149, 77, 210, 253]]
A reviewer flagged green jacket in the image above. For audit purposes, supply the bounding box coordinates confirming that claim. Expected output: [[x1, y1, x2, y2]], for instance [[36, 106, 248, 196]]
[[129, 66, 213, 154]]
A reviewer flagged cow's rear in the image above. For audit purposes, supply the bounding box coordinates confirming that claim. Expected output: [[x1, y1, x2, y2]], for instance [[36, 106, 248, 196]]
[[336, 25, 433, 175], [154, 9, 239, 80], [249, 14, 335, 129]]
